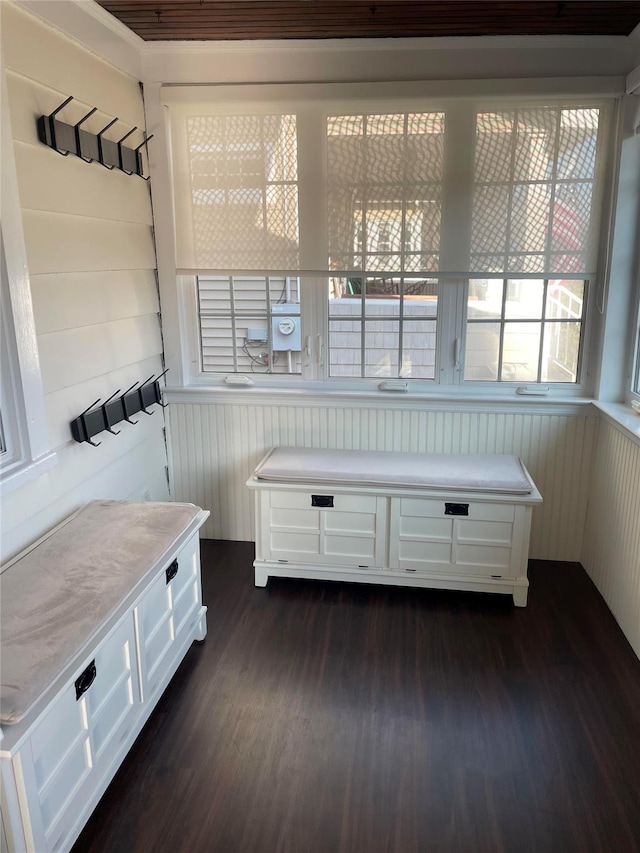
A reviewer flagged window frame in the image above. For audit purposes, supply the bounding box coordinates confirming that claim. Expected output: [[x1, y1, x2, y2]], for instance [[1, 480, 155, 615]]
[[186, 272, 596, 398], [462, 276, 590, 385], [164, 85, 615, 400], [0, 69, 56, 493], [630, 290, 640, 403]]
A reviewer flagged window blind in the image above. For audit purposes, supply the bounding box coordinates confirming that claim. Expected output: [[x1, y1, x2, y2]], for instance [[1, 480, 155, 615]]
[[166, 88, 608, 278], [471, 107, 603, 276], [173, 113, 299, 270]]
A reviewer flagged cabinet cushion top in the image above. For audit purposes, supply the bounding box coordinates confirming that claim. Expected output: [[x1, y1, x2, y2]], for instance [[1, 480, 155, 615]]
[[253, 447, 537, 496], [0, 500, 205, 725]]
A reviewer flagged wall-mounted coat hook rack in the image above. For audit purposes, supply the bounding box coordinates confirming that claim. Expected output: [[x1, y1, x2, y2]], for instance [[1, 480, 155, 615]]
[[70, 371, 168, 447], [37, 96, 152, 178]]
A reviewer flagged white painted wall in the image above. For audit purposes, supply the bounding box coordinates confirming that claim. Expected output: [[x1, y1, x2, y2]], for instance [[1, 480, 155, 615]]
[[0, 5, 169, 562], [583, 421, 640, 658], [168, 397, 598, 563]]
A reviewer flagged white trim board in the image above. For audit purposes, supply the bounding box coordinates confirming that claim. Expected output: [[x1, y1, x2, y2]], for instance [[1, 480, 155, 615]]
[[0, 65, 56, 488], [164, 385, 595, 417], [9, 0, 142, 79], [593, 402, 640, 449], [627, 63, 640, 94]]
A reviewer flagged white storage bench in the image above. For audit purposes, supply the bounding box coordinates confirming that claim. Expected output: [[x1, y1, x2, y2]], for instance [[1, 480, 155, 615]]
[[247, 447, 542, 607], [0, 500, 209, 853]]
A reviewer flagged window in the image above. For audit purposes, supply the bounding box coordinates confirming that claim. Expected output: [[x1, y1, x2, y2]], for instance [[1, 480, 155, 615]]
[[632, 312, 640, 399], [0, 252, 22, 468], [0, 64, 55, 491], [198, 275, 301, 374], [168, 88, 610, 392], [0, 228, 54, 488], [465, 278, 586, 382], [328, 276, 438, 379], [178, 113, 299, 270]]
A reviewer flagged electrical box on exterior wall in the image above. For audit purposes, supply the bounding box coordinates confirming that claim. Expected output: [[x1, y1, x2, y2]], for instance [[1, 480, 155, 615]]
[[271, 304, 301, 351]]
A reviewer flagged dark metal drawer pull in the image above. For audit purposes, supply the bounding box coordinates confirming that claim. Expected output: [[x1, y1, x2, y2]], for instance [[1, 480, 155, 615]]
[[75, 660, 96, 700], [166, 559, 179, 584], [445, 503, 469, 516], [311, 495, 334, 508]]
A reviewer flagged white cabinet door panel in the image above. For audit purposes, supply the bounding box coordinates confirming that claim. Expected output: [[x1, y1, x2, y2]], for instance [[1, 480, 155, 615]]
[[30, 690, 88, 796]]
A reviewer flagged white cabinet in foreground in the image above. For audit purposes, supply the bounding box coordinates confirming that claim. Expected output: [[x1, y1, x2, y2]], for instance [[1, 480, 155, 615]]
[[0, 500, 209, 853]]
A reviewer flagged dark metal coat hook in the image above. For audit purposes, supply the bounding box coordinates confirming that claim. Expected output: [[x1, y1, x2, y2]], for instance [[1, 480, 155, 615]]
[[69, 370, 168, 445], [74, 106, 98, 163], [154, 368, 169, 406], [116, 126, 137, 175], [135, 134, 155, 180], [121, 381, 140, 424], [38, 100, 153, 178], [76, 397, 102, 447], [96, 117, 119, 169], [134, 134, 155, 153], [100, 388, 122, 435], [48, 94, 74, 155], [137, 374, 155, 414]]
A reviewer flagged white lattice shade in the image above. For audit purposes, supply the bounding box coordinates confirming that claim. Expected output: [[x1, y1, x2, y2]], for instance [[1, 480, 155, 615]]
[[167, 90, 607, 277], [327, 112, 445, 273], [174, 113, 300, 270], [471, 108, 602, 275]]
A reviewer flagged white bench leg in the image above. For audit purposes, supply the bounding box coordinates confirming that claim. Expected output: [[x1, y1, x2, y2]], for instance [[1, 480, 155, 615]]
[[195, 608, 208, 641], [513, 585, 528, 607], [254, 565, 269, 587]]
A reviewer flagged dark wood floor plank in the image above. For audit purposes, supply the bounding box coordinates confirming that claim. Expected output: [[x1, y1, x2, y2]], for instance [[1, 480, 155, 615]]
[[73, 541, 640, 853]]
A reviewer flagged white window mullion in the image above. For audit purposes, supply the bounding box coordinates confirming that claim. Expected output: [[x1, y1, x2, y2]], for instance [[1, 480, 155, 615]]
[[439, 104, 476, 274], [438, 105, 475, 385], [297, 109, 328, 380], [436, 280, 464, 385], [297, 108, 328, 271], [299, 277, 326, 380], [543, 108, 563, 274]]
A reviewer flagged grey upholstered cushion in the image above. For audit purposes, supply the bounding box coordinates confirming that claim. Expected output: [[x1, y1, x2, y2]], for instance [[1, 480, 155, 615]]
[[1, 500, 202, 725], [254, 447, 534, 494]]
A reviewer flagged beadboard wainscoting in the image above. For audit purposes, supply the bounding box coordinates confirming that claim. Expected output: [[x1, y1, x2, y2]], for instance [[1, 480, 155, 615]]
[[583, 420, 640, 658], [168, 399, 598, 563]]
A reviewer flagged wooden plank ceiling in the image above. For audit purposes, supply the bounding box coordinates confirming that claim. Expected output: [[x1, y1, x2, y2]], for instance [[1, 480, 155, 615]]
[[95, 1, 640, 41]]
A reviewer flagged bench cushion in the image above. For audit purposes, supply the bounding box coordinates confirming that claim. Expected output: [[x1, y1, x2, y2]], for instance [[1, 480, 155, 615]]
[[254, 447, 534, 495], [0, 500, 202, 725]]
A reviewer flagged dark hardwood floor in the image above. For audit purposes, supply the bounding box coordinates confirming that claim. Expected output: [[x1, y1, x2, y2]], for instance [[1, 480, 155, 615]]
[[73, 542, 640, 853]]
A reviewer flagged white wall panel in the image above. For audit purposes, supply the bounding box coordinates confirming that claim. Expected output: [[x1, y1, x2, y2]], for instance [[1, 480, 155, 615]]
[[2, 4, 144, 126], [583, 421, 640, 658], [1, 411, 165, 535], [1, 8, 168, 558], [168, 401, 598, 562], [38, 314, 162, 393], [14, 142, 152, 225], [31, 270, 158, 334], [22, 211, 155, 275], [1, 427, 169, 563]]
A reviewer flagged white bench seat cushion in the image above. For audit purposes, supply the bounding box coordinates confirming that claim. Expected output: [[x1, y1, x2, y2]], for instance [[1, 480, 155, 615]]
[[0, 500, 202, 725], [254, 447, 534, 495]]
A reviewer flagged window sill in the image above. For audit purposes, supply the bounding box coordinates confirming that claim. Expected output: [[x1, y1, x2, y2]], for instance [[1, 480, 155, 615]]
[[165, 384, 595, 416], [592, 402, 640, 448], [0, 451, 58, 496]]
